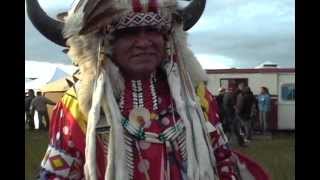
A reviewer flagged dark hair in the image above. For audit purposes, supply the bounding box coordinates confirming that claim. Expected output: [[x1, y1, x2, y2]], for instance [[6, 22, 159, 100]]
[[243, 86, 250, 93], [261, 86, 269, 94], [36, 91, 42, 96], [28, 89, 34, 94]]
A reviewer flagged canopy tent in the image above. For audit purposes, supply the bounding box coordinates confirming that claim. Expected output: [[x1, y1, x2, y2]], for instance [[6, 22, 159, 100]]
[[25, 67, 71, 91], [25, 78, 48, 91], [39, 75, 78, 121], [40, 76, 73, 92], [47, 67, 70, 84]]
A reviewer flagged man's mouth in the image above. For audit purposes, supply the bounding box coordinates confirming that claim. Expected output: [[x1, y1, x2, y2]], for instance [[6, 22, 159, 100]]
[[131, 52, 156, 58]]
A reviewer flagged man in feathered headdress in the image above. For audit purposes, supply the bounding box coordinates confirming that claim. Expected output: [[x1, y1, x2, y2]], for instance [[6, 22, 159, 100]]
[[27, 0, 269, 179]]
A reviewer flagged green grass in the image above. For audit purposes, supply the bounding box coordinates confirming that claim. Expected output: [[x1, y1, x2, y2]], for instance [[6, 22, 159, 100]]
[[234, 132, 295, 180], [25, 129, 49, 180], [25, 130, 294, 180]]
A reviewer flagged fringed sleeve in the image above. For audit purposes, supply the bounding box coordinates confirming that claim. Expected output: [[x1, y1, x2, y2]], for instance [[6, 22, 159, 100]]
[[196, 82, 240, 180], [38, 88, 87, 180]]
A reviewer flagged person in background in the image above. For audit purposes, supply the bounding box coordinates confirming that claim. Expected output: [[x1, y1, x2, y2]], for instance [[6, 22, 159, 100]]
[[25, 89, 35, 129], [223, 87, 239, 145], [241, 86, 256, 140], [30, 91, 56, 130], [249, 91, 259, 138], [234, 83, 249, 147], [257, 86, 271, 134], [216, 87, 226, 130]]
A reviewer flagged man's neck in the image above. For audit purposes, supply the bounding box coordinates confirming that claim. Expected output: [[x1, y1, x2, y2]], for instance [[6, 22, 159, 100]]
[[123, 71, 156, 81]]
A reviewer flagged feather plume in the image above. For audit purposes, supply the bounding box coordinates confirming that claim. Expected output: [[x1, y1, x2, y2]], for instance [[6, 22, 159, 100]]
[[80, 0, 125, 34]]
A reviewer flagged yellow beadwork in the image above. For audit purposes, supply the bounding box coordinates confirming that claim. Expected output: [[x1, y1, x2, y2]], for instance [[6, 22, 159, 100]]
[[51, 158, 64, 169], [150, 112, 159, 120], [196, 82, 210, 121], [61, 88, 87, 134]]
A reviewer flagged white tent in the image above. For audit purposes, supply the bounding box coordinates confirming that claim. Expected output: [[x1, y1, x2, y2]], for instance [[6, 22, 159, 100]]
[[47, 67, 70, 83], [25, 78, 48, 91], [25, 67, 71, 91], [255, 61, 279, 69], [40, 76, 74, 92]]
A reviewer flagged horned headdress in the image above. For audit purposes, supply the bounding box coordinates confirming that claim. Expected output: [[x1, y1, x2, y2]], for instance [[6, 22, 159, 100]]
[[27, 0, 218, 179]]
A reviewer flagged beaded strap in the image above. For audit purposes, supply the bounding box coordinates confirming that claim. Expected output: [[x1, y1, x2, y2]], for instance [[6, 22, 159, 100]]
[[121, 118, 185, 143]]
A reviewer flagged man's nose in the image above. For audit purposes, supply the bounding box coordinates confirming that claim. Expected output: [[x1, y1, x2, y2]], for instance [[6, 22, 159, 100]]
[[133, 31, 152, 47]]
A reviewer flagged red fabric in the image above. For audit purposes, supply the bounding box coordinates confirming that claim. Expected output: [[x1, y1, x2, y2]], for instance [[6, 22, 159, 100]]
[[50, 102, 86, 155], [132, 0, 143, 12], [44, 100, 86, 179], [49, 102, 63, 139], [205, 88, 221, 125], [96, 137, 106, 179], [43, 81, 269, 180], [123, 74, 183, 180], [148, 0, 159, 12], [233, 150, 271, 180], [202, 88, 240, 179]]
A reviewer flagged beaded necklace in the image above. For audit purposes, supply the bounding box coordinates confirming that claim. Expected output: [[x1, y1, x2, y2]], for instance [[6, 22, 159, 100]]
[[120, 72, 159, 117], [119, 71, 184, 141], [119, 72, 187, 180]]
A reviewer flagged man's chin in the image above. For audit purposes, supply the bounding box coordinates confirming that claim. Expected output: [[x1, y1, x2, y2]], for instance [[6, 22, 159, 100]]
[[124, 67, 157, 79], [133, 68, 155, 75], [130, 61, 160, 72]]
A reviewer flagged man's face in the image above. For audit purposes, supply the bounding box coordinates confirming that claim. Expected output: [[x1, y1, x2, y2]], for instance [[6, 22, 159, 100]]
[[111, 27, 166, 79], [238, 83, 245, 90], [28, 91, 34, 97]]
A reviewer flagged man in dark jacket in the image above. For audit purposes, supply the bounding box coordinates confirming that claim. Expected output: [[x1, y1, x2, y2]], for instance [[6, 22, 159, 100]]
[[30, 91, 56, 130], [216, 87, 226, 129], [234, 82, 249, 147], [25, 89, 35, 129], [238, 86, 256, 140], [222, 87, 238, 144]]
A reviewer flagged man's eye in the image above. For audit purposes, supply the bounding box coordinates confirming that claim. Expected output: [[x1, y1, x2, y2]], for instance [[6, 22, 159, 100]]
[[145, 27, 161, 34], [145, 27, 158, 32]]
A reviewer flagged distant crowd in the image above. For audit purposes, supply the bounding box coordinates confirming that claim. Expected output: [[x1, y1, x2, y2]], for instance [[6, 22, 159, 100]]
[[216, 83, 271, 147], [25, 89, 56, 130]]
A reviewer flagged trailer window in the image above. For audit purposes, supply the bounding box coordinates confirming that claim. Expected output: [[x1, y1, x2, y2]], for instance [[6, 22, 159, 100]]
[[281, 83, 295, 101], [220, 78, 248, 91]]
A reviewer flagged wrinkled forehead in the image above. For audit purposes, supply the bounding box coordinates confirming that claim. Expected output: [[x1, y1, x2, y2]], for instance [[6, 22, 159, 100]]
[[110, 26, 168, 43]]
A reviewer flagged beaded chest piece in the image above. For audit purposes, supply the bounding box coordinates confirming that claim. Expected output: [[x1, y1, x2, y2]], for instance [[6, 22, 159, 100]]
[[119, 71, 185, 142]]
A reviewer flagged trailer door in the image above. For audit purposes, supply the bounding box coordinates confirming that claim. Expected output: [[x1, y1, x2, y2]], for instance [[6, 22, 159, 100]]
[[278, 82, 295, 130]]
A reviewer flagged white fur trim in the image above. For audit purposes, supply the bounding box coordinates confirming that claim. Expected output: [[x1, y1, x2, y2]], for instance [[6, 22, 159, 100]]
[[102, 71, 128, 180], [84, 70, 105, 180], [164, 26, 217, 179]]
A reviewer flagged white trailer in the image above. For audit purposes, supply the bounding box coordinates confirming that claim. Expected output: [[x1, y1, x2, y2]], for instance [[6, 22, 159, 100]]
[[205, 68, 295, 130]]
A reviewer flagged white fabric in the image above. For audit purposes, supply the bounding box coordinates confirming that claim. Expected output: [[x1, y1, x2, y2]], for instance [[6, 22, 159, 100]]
[[84, 68, 128, 180], [34, 111, 40, 129], [164, 59, 216, 180], [41, 145, 76, 178], [102, 70, 128, 180], [84, 71, 105, 180], [165, 30, 216, 179]]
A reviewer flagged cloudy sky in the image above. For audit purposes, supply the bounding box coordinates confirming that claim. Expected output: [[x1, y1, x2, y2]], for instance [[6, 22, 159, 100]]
[[25, 0, 295, 72]]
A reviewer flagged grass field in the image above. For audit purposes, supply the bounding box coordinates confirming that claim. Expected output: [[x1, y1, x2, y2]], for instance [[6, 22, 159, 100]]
[[25, 130, 294, 180], [234, 132, 295, 180]]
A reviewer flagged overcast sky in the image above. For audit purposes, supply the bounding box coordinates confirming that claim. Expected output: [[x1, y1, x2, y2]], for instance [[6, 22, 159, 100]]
[[25, 0, 295, 70]]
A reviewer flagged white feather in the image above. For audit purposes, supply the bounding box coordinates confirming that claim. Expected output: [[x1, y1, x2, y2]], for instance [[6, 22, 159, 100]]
[[84, 70, 105, 180]]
